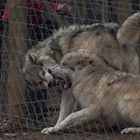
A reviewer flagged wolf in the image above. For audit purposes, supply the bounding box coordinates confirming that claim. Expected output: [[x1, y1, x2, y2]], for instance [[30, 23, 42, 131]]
[[41, 49, 140, 134], [22, 22, 124, 89], [22, 12, 140, 89]]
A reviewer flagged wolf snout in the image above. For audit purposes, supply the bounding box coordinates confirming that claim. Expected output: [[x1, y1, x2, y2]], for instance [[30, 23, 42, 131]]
[[48, 68, 53, 74], [47, 68, 56, 78]]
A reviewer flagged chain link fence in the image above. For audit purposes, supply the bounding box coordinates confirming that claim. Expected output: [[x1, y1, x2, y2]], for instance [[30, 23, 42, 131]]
[[0, 0, 140, 140]]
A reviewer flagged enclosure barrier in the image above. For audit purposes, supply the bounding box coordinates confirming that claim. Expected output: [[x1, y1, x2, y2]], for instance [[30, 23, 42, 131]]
[[0, 0, 139, 140]]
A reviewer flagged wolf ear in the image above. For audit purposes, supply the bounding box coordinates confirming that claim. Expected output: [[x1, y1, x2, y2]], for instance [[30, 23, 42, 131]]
[[29, 53, 38, 64]]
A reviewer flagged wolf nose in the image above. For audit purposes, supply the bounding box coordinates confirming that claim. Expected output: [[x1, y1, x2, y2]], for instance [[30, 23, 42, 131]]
[[48, 68, 52, 74]]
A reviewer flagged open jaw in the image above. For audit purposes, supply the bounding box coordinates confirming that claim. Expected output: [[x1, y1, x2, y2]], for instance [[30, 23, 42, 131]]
[[48, 75, 71, 90]]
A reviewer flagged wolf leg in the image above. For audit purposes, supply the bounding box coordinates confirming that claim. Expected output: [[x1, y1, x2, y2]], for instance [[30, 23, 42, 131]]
[[120, 100, 140, 134], [121, 127, 140, 134], [41, 104, 100, 134], [55, 91, 77, 126], [41, 91, 77, 134]]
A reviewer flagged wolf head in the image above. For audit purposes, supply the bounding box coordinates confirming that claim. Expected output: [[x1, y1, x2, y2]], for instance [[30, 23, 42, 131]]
[[21, 24, 89, 89], [22, 40, 62, 89], [43, 49, 103, 90]]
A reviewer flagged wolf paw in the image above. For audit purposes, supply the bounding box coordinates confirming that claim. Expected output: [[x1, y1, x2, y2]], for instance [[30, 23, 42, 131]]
[[121, 128, 137, 134], [41, 127, 58, 134]]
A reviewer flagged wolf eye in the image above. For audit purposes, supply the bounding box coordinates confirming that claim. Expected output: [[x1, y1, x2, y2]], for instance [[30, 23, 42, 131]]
[[41, 69, 45, 77], [62, 62, 67, 66], [62, 62, 74, 71], [30, 57, 36, 64], [69, 66, 75, 71], [37, 61, 43, 66]]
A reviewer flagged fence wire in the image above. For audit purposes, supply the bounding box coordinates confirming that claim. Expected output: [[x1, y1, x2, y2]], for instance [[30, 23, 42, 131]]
[[0, 0, 140, 140]]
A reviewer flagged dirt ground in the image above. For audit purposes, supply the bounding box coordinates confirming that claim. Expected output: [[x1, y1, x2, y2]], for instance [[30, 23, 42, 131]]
[[0, 113, 140, 140], [1, 131, 140, 140]]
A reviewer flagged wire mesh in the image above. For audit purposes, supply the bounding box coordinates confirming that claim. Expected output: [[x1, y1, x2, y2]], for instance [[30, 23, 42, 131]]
[[0, 0, 140, 140]]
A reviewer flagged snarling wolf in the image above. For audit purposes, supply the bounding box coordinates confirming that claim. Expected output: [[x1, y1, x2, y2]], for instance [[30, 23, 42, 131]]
[[22, 23, 123, 88], [22, 12, 140, 89], [41, 49, 140, 134]]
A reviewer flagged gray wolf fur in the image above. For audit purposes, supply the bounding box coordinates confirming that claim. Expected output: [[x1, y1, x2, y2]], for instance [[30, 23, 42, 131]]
[[117, 12, 140, 48], [23, 23, 121, 87], [41, 49, 140, 134], [117, 12, 140, 73], [22, 12, 140, 89], [23, 22, 123, 88]]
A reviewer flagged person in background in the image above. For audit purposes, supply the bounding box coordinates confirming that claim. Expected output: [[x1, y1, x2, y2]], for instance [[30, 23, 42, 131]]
[[2, 0, 72, 46]]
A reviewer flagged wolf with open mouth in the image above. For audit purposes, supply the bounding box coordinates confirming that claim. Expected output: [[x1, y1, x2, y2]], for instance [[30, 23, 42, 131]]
[[22, 22, 124, 90], [22, 12, 140, 91], [41, 49, 140, 135]]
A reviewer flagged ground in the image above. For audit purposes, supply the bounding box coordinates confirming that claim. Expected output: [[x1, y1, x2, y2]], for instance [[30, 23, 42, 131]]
[[0, 109, 140, 140], [1, 131, 140, 140]]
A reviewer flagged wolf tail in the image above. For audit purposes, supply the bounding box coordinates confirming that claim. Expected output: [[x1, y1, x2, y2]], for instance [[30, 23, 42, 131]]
[[117, 12, 140, 47], [117, 12, 140, 74]]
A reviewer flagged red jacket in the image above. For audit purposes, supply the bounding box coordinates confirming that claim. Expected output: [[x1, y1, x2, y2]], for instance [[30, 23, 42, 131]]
[[2, 0, 60, 24]]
